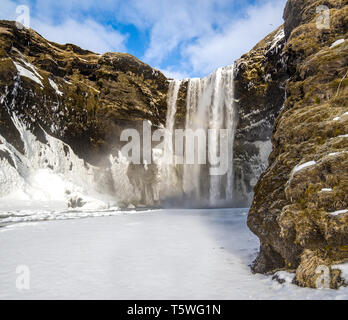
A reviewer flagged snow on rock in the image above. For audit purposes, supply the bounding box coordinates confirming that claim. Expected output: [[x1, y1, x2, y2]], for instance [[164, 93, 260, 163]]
[[0, 115, 119, 212], [273, 271, 295, 284], [333, 112, 348, 121], [328, 151, 347, 157], [248, 140, 273, 188], [13, 61, 43, 86], [0, 158, 24, 197], [333, 263, 348, 283], [48, 78, 63, 96], [62, 78, 72, 85], [328, 209, 348, 216], [268, 28, 285, 52], [243, 119, 268, 131], [291, 161, 316, 179], [330, 39, 345, 49], [19, 58, 43, 80], [67, 191, 109, 211]]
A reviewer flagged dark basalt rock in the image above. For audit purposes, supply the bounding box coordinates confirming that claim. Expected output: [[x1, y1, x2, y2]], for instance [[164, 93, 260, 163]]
[[248, 0, 348, 288], [233, 26, 288, 206]]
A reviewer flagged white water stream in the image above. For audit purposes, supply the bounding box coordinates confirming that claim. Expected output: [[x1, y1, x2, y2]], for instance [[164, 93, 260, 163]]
[[165, 66, 237, 207]]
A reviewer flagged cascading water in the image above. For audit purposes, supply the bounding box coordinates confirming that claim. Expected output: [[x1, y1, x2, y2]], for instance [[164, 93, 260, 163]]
[[157, 80, 183, 200], [183, 78, 202, 200], [166, 80, 182, 143], [163, 65, 237, 207]]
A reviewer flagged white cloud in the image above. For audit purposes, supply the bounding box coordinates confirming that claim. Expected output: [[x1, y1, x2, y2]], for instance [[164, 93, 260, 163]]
[[0, 0, 288, 77], [141, 1, 219, 65], [0, 0, 127, 54], [32, 19, 127, 54], [159, 67, 190, 80], [183, 0, 287, 75], [113, 0, 232, 66], [113, 0, 287, 76]]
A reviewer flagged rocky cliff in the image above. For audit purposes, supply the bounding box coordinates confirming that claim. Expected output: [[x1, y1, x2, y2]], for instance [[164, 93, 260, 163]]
[[0, 20, 168, 165], [0, 19, 289, 210], [233, 26, 288, 206], [0, 20, 169, 207], [248, 0, 348, 288]]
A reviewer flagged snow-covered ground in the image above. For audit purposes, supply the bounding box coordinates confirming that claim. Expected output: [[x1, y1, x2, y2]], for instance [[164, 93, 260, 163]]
[[0, 208, 347, 300]]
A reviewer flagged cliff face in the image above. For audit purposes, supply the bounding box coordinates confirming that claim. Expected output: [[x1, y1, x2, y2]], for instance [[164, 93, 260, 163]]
[[233, 26, 288, 206], [0, 20, 168, 167], [0, 19, 291, 210], [0, 20, 170, 207], [248, 0, 348, 288]]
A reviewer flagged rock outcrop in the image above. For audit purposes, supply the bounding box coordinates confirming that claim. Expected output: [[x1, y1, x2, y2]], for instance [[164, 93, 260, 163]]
[[233, 26, 288, 206], [248, 0, 348, 288], [0, 20, 168, 166], [0, 20, 169, 207]]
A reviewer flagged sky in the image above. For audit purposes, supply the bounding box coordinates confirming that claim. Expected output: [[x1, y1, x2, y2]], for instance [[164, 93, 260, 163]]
[[0, 0, 287, 79]]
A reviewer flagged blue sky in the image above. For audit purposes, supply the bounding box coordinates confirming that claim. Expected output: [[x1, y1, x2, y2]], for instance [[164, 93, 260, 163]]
[[1, 0, 287, 78]]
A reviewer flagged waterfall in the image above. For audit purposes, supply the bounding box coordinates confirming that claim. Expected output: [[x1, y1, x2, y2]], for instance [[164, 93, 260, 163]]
[[165, 80, 182, 163], [183, 78, 202, 200], [158, 80, 183, 200], [224, 67, 237, 202], [163, 65, 237, 207]]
